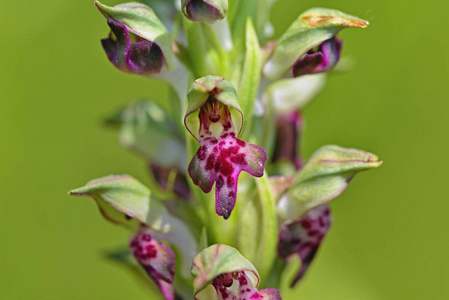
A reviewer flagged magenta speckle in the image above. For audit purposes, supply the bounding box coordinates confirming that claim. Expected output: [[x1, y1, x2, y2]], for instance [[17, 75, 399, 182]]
[[206, 154, 215, 170]]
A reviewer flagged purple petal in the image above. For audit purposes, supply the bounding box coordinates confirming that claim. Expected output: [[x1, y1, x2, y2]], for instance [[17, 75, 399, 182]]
[[272, 111, 303, 170], [278, 205, 331, 286], [189, 132, 267, 219], [130, 227, 175, 300], [101, 19, 164, 75], [292, 37, 342, 77], [211, 271, 282, 300]]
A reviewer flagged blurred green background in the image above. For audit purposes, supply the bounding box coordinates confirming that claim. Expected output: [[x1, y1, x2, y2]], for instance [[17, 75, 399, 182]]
[[1, 0, 448, 299]]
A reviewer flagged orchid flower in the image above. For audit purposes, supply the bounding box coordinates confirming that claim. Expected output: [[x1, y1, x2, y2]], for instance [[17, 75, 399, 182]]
[[185, 76, 267, 219], [70, 1, 382, 300]]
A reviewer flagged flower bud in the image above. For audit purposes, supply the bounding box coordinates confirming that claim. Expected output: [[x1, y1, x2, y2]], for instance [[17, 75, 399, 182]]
[[192, 244, 281, 299], [181, 0, 228, 24], [263, 8, 368, 80], [95, 1, 176, 73]]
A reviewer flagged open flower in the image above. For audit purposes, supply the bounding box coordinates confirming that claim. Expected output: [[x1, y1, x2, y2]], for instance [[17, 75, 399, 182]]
[[185, 76, 267, 219], [192, 244, 282, 300]]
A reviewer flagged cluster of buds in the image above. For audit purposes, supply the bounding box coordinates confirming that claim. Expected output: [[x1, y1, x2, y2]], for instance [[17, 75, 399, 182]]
[[70, 1, 381, 299]]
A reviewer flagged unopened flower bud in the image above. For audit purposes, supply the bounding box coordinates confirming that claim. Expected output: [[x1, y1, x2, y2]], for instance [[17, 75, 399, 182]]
[[181, 0, 228, 24], [95, 1, 176, 74]]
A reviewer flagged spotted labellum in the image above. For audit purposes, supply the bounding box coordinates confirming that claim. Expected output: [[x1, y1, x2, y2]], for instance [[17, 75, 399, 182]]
[[185, 76, 267, 219], [70, 2, 381, 300]]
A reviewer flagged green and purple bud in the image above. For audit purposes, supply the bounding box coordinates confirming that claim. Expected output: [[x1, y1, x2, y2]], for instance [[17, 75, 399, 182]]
[[95, 1, 177, 75], [192, 244, 282, 299], [263, 8, 368, 80], [185, 76, 267, 219], [181, 0, 228, 24]]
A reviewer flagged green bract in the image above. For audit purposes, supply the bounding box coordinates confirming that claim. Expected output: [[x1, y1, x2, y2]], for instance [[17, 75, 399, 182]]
[[69, 174, 171, 232], [277, 145, 382, 221], [264, 7, 368, 80]]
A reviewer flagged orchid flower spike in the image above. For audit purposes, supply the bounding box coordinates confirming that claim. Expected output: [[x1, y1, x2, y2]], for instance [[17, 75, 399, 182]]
[[184, 76, 267, 219]]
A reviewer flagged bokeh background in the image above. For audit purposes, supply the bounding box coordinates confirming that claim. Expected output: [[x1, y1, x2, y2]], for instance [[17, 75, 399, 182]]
[[2, 0, 448, 299]]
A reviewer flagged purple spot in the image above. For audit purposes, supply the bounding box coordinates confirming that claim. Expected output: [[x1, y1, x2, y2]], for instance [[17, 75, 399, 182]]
[[206, 154, 215, 170], [231, 153, 247, 165], [236, 139, 246, 147]]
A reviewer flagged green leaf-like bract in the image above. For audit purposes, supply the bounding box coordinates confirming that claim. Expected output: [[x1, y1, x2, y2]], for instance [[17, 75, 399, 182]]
[[278, 145, 382, 221], [69, 174, 171, 232], [264, 7, 368, 80]]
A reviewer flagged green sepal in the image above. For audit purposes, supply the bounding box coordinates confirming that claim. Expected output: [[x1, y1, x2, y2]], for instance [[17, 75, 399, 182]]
[[264, 7, 368, 80], [95, 1, 177, 71], [184, 75, 243, 140], [238, 18, 261, 139], [191, 244, 259, 298], [278, 145, 382, 221], [69, 174, 170, 232]]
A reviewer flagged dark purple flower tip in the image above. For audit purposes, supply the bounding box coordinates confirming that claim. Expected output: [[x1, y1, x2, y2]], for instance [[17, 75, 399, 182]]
[[272, 111, 303, 170], [101, 19, 165, 75], [292, 37, 342, 77], [278, 205, 331, 287], [130, 227, 176, 300], [183, 0, 226, 24]]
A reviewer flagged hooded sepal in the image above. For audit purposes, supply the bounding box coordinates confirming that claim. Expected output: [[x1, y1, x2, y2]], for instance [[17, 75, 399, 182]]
[[185, 76, 242, 140], [182, 0, 228, 24], [263, 7, 368, 80], [191, 244, 282, 300], [278, 205, 331, 286], [130, 226, 176, 300], [95, 1, 176, 71], [277, 145, 382, 221]]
